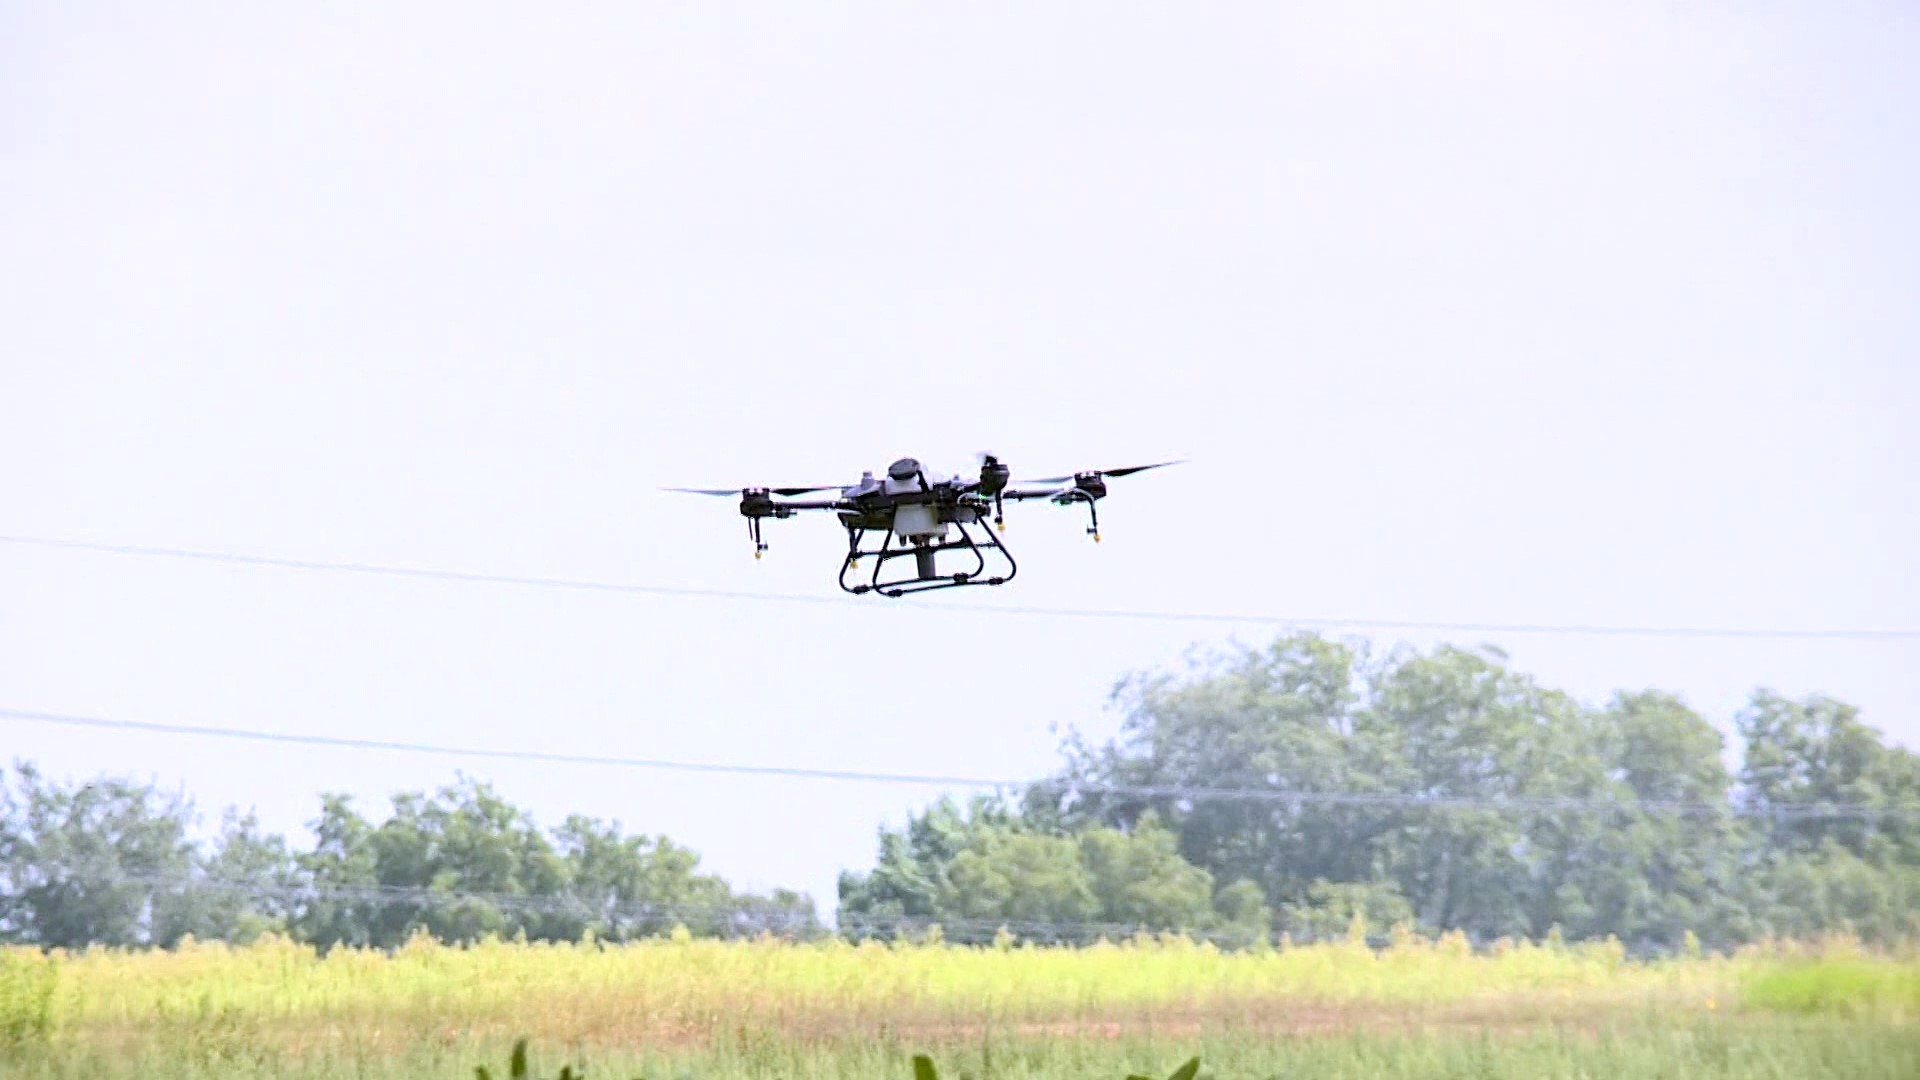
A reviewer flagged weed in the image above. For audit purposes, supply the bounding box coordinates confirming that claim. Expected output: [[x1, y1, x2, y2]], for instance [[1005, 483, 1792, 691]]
[[0, 949, 57, 1051]]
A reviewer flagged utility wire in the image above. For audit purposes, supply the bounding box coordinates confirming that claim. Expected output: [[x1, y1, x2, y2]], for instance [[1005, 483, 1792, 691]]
[[85, 870, 828, 934], [0, 534, 839, 607], [7, 706, 1914, 822], [93, 870, 1192, 943], [16, 868, 1453, 948], [22, 867, 1734, 954], [4, 533, 1916, 641]]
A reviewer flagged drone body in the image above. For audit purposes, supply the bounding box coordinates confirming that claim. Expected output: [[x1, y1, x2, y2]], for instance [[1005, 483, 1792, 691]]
[[669, 455, 1180, 597]]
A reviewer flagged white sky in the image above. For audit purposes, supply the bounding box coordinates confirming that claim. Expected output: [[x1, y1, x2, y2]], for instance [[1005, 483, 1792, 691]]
[[3, 2, 1916, 912]]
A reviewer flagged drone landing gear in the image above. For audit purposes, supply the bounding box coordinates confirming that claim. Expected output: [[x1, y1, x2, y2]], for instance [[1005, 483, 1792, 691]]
[[839, 520, 1017, 597], [1055, 489, 1102, 541]]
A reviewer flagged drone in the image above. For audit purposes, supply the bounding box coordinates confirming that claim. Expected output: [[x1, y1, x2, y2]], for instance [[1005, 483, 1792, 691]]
[[667, 455, 1182, 597]]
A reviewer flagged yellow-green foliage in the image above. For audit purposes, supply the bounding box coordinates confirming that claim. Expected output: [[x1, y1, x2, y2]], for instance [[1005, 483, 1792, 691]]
[[6, 933, 1918, 1079], [41, 929, 1734, 1036], [0, 949, 59, 1049], [1744, 957, 1920, 1019]]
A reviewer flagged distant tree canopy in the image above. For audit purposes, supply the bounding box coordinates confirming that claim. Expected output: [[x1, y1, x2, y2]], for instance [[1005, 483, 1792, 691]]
[[840, 634, 1920, 948], [0, 770, 819, 950], [4, 634, 1916, 952], [835, 800, 1267, 941]]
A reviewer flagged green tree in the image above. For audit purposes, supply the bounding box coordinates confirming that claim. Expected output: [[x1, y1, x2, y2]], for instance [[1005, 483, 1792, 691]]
[[840, 799, 1259, 942], [549, 814, 741, 940], [366, 776, 573, 944], [1736, 691, 1920, 943], [1740, 690, 1920, 864], [4, 763, 814, 950], [1542, 692, 1753, 948], [1046, 635, 1384, 910], [152, 809, 301, 946], [1018, 634, 1919, 948], [1275, 880, 1413, 941], [939, 829, 1097, 933], [0, 762, 195, 947], [292, 793, 381, 948], [1049, 637, 1624, 942], [838, 796, 1015, 936], [1746, 839, 1920, 942], [1363, 644, 1615, 940], [1078, 813, 1215, 931], [1211, 878, 1273, 944], [293, 778, 813, 948]]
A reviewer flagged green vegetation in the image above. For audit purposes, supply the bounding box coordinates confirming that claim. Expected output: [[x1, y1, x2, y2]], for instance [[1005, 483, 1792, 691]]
[[844, 636, 1920, 949], [0, 949, 56, 1051], [0, 768, 819, 950], [0, 934, 1915, 1078], [1744, 954, 1920, 1018], [5, 634, 1916, 954], [10, 1025, 1919, 1080], [466, 1041, 1202, 1080], [3, 632, 1917, 1076], [473, 1040, 583, 1080]]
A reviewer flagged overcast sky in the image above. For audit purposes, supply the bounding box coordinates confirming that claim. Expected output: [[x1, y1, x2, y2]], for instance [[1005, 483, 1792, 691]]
[[3, 2, 1916, 912]]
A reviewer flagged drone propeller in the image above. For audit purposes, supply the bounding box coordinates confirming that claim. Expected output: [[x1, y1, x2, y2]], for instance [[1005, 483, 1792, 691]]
[[664, 485, 843, 497], [664, 484, 844, 495], [1020, 460, 1185, 485]]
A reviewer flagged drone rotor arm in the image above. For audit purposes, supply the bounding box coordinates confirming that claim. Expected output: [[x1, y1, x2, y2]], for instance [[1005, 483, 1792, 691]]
[[1001, 487, 1080, 502], [764, 497, 852, 512]]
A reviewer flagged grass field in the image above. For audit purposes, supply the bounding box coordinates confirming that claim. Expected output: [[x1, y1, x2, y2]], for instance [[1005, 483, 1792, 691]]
[[4, 930, 1916, 1078]]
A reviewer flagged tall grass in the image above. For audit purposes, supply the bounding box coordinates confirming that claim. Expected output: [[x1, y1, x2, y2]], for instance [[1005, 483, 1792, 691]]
[[33, 929, 1731, 1030], [1744, 959, 1920, 1019], [3, 931, 1914, 1078], [0, 949, 57, 1051], [9, 1022, 1919, 1080]]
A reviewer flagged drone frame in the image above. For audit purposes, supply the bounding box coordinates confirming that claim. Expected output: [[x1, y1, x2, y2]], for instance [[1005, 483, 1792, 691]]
[[673, 457, 1178, 597], [838, 499, 1017, 597], [1004, 483, 1105, 541]]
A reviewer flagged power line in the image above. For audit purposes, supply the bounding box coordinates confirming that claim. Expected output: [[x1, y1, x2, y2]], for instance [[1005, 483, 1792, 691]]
[[85, 870, 828, 934], [48, 869, 1092, 944], [0, 707, 1017, 788], [0, 868, 1490, 949], [9, 867, 1752, 955], [85, 870, 1220, 944], [7, 706, 1913, 822], [0, 534, 841, 607], [4, 533, 1916, 641]]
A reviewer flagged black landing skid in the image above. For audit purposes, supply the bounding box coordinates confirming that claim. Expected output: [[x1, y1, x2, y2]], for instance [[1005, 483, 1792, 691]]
[[839, 519, 1017, 597]]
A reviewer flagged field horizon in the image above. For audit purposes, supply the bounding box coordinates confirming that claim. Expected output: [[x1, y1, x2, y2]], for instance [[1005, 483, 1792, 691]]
[[6, 928, 1916, 1078]]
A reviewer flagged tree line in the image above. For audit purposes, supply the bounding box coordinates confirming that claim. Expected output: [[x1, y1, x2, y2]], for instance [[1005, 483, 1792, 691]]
[[841, 635, 1920, 949], [0, 768, 818, 949], [5, 634, 1917, 951]]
